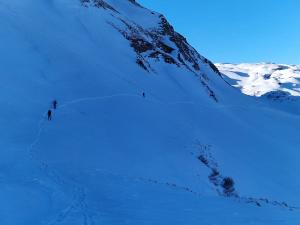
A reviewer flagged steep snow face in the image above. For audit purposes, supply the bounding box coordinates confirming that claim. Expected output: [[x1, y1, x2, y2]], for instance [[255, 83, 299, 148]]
[[217, 63, 300, 97], [80, 0, 227, 103], [1, 0, 300, 224]]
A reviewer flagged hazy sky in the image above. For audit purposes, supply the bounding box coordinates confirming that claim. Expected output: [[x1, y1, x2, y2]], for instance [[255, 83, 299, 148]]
[[138, 0, 300, 64]]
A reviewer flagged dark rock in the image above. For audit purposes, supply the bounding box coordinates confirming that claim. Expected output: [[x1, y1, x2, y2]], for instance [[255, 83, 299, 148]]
[[81, 0, 118, 13], [130, 38, 154, 54], [261, 90, 292, 101]]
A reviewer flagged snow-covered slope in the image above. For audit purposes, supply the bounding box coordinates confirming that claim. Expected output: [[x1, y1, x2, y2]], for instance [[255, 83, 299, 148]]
[[217, 63, 300, 97], [1, 1, 300, 224]]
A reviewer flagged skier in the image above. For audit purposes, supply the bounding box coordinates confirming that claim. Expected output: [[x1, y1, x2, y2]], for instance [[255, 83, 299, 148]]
[[142, 92, 145, 98], [53, 100, 57, 109], [47, 110, 52, 121]]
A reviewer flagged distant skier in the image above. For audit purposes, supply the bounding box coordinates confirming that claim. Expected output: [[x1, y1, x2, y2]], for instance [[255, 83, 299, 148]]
[[142, 92, 145, 98], [53, 100, 57, 109], [47, 110, 52, 121]]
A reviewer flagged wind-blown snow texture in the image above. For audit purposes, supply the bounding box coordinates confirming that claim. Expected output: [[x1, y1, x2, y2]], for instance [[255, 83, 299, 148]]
[[1, 0, 300, 224]]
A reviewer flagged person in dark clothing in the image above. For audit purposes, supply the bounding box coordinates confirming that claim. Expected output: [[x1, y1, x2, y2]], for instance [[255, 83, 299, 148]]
[[142, 92, 145, 98], [47, 110, 52, 121], [53, 100, 57, 109]]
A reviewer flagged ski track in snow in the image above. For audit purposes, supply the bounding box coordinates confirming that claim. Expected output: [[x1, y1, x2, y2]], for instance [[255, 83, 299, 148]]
[[59, 93, 195, 108], [26, 93, 210, 225], [27, 92, 298, 224], [27, 115, 94, 225]]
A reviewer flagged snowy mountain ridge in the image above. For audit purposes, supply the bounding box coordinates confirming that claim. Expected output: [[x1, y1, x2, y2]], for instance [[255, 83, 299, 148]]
[[81, 0, 222, 101], [217, 63, 300, 97]]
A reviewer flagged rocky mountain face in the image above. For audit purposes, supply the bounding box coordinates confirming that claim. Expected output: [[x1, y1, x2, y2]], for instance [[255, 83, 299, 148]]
[[81, 0, 222, 101]]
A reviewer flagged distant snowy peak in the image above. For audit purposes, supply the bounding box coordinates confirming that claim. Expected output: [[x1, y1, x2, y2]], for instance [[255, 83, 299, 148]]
[[216, 63, 300, 98]]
